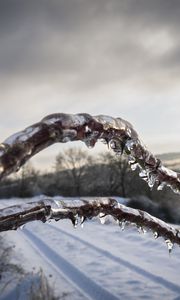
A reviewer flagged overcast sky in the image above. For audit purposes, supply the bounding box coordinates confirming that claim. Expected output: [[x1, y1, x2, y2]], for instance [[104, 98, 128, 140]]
[[0, 0, 180, 171]]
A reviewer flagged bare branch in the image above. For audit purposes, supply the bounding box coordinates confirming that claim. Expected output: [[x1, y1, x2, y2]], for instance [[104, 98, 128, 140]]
[[0, 197, 179, 251], [0, 113, 180, 194]]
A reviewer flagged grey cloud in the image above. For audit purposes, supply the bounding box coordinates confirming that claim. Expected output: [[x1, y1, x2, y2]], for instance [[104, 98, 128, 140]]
[[0, 0, 180, 91]]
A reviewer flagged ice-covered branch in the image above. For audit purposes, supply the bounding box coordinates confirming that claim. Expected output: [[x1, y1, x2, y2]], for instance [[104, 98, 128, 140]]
[[0, 113, 180, 194], [0, 197, 179, 252]]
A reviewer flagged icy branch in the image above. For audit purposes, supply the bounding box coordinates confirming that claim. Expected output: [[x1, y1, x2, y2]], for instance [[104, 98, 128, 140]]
[[0, 197, 179, 251], [0, 113, 180, 194]]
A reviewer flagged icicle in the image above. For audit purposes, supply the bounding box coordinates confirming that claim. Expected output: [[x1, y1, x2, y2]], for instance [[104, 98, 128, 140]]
[[26, 148, 32, 156], [171, 186, 180, 195], [125, 139, 134, 151], [71, 214, 79, 228], [84, 140, 95, 149], [100, 138, 108, 145], [165, 239, 174, 254], [137, 226, 147, 234], [99, 213, 106, 224], [15, 165, 21, 172], [19, 224, 25, 230], [153, 231, 159, 239], [130, 163, 139, 171], [119, 220, 126, 231], [85, 125, 91, 133], [157, 182, 166, 191], [147, 173, 157, 189], [80, 216, 86, 228], [139, 169, 148, 182], [109, 139, 116, 150], [128, 155, 136, 164], [109, 139, 123, 154]]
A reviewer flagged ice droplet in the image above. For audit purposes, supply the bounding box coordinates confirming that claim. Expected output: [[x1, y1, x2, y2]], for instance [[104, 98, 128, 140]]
[[165, 239, 173, 254], [119, 220, 126, 231], [157, 182, 166, 191], [139, 169, 148, 182], [139, 169, 147, 178], [20, 224, 25, 230], [137, 226, 147, 234], [85, 139, 95, 149], [80, 216, 86, 228], [26, 148, 32, 156], [153, 232, 159, 239], [99, 213, 106, 224], [100, 138, 108, 145], [72, 215, 79, 228], [128, 156, 136, 164], [109, 139, 122, 154], [147, 173, 156, 189], [85, 125, 91, 133], [130, 163, 138, 171], [125, 139, 134, 151], [15, 165, 21, 172]]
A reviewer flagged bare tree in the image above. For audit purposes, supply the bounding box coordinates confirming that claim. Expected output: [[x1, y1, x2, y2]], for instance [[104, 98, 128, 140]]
[[99, 152, 130, 197], [55, 148, 93, 196]]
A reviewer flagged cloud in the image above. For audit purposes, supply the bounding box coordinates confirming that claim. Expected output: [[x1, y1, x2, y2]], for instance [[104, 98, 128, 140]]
[[0, 0, 180, 91], [0, 0, 180, 170]]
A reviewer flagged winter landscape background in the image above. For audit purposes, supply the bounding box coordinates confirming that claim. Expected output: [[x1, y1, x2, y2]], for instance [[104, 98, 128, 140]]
[[1, 0, 180, 299]]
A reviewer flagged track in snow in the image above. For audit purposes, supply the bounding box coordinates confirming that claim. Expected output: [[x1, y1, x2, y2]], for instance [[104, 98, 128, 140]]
[[48, 223, 180, 295], [22, 228, 119, 300]]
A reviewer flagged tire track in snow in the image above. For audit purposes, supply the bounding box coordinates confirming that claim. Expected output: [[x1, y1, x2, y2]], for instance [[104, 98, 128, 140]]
[[49, 224, 180, 295], [22, 228, 119, 300]]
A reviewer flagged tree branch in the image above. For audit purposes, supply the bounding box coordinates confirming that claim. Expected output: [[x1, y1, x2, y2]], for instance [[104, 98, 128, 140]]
[[0, 197, 179, 251], [0, 114, 179, 251], [0, 113, 180, 194]]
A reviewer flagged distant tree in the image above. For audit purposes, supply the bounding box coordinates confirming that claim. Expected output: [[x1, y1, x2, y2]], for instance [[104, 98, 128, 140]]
[[55, 148, 93, 196], [18, 163, 40, 197], [98, 152, 130, 197]]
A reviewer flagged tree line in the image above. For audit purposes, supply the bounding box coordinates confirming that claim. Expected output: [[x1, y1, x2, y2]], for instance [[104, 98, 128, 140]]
[[0, 148, 180, 223]]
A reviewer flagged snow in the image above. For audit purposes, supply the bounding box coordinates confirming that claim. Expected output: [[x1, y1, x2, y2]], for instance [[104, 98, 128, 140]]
[[0, 196, 180, 299]]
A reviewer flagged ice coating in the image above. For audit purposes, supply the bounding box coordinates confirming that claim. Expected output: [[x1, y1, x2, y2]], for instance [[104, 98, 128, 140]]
[[0, 197, 179, 251], [0, 113, 180, 194]]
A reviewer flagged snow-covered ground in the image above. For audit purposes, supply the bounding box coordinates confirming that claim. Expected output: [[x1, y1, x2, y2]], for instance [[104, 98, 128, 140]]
[[0, 197, 180, 300]]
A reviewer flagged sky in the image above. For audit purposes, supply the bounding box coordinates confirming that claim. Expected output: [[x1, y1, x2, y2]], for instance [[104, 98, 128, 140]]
[[0, 0, 180, 171]]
